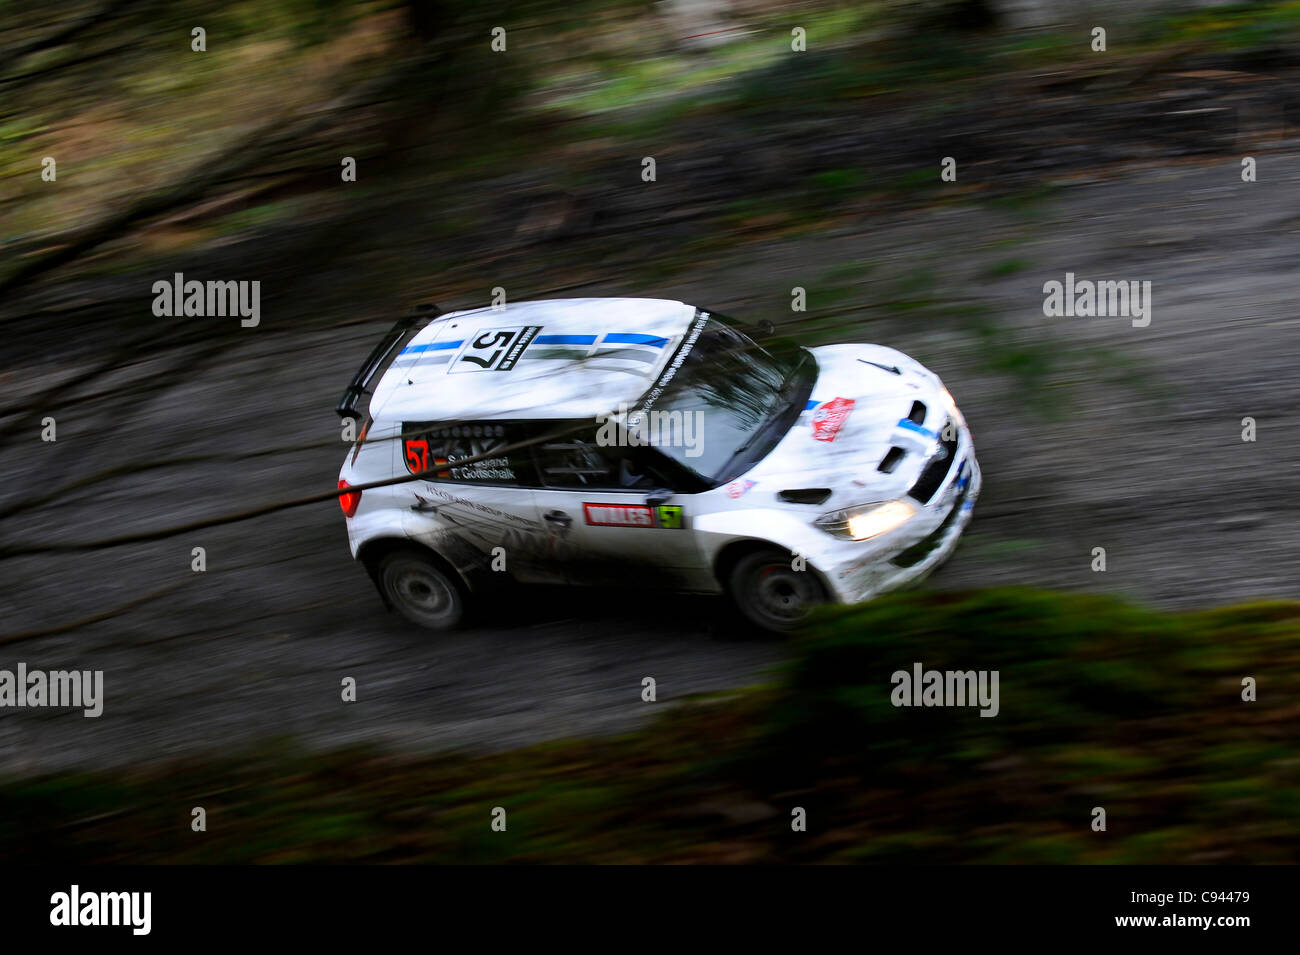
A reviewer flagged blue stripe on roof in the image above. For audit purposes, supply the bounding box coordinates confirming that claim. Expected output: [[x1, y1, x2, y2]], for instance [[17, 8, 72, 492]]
[[805, 399, 820, 411], [399, 340, 463, 355], [534, 334, 597, 345], [602, 333, 668, 348]]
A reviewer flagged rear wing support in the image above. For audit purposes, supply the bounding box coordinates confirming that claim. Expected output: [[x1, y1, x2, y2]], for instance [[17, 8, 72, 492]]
[[335, 304, 441, 420]]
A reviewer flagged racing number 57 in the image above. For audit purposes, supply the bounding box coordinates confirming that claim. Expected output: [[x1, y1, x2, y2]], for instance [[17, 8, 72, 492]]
[[452, 325, 541, 373], [404, 438, 430, 474]]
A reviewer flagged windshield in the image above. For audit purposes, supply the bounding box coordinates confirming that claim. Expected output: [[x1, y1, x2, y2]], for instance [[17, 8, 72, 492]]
[[627, 316, 813, 486]]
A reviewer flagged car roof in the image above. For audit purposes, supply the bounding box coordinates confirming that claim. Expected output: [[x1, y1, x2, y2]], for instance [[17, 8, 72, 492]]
[[369, 298, 700, 422]]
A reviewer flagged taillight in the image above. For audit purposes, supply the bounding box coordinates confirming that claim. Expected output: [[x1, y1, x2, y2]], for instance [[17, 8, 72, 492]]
[[338, 479, 360, 518]]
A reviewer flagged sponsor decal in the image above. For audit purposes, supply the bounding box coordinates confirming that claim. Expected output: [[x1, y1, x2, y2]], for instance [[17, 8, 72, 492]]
[[726, 480, 756, 499], [627, 309, 710, 423], [451, 325, 543, 373], [582, 503, 684, 528], [422, 487, 543, 530], [811, 397, 855, 442], [444, 455, 514, 480], [656, 504, 684, 528], [584, 502, 656, 527]]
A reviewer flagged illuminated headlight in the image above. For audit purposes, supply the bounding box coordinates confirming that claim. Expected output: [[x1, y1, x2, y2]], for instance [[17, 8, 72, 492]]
[[815, 500, 917, 541], [938, 386, 965, 426]]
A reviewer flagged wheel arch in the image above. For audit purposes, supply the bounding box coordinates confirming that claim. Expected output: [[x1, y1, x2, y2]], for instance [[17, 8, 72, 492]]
[[712, 537, 833, 597], [356, 537, 472, 607]]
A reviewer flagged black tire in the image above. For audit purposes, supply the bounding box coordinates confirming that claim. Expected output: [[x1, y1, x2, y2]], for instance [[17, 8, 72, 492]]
[[727, 549, 828, 632], [376, 548, 465, 631]]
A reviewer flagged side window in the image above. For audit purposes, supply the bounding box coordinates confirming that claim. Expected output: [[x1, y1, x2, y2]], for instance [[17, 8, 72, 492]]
[[534, 427, 668, 491], [535, 434, 614, 488], [400, 421, 534, 486]]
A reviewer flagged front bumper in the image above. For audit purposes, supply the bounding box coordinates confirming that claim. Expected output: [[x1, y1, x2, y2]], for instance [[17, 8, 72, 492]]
[[815, 430, 982, 605]]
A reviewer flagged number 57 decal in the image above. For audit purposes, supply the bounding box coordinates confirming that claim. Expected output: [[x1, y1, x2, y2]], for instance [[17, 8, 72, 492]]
[[451, 325, 542, 373], [404, 439, 429, 474], [404, 439, 450, 478]]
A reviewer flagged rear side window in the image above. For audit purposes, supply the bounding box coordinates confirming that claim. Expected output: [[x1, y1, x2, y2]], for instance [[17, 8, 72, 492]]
[[400, 421, 535, 485], [535, 433, 616, 488], [533, 425, 676, 491]]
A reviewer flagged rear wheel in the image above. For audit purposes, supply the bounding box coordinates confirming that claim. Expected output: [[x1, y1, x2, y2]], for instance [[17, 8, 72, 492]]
[[728, 549, 827, 632], [376, 549, 465, 631]]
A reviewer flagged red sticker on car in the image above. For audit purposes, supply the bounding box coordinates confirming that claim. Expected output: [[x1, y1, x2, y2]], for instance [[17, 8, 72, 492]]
[[811, 397, 855, 442], [727, 480, 756, 498], [404, 439, 451, 478], [583, 503, 656, 527], [404, 438, 429, 474]]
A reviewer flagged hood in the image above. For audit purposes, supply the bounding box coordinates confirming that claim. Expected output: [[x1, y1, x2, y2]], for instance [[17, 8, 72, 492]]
[[736, 343, 951, 507]]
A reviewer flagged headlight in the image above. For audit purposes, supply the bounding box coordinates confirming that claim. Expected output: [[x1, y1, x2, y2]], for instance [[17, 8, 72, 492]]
[[938, 386, 965, 426], [815, 499, 917, 540]]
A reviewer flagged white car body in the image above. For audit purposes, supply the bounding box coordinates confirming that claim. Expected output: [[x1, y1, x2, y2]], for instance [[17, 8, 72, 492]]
[[337, 298, 980, 626]]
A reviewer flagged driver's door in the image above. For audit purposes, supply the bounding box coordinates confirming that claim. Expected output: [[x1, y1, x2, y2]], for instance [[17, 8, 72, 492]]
[[527, 428, 706, 589]]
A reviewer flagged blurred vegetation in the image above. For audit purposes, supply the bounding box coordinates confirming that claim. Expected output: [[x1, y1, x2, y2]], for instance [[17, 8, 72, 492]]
[[1, 588, 1295, 863], [6, 0, 1300, 299]]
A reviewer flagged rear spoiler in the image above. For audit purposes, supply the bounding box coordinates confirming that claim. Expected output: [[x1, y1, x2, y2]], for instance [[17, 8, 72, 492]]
[[335, 303, 441, 420]]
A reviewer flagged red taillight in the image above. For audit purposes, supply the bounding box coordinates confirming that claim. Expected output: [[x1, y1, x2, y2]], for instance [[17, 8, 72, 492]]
[[338, 479, 360, 518]]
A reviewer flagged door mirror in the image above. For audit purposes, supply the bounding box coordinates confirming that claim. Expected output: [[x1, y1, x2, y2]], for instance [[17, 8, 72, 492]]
[[645, 488, 673, 506]]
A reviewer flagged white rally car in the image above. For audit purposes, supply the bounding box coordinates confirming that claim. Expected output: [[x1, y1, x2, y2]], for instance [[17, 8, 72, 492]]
[[336, 298, 980, 631]]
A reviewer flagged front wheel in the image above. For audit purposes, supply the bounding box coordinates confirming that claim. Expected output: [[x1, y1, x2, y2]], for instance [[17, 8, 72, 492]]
[[728, 549, 827, 632], [376, 549, 465, 631]]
